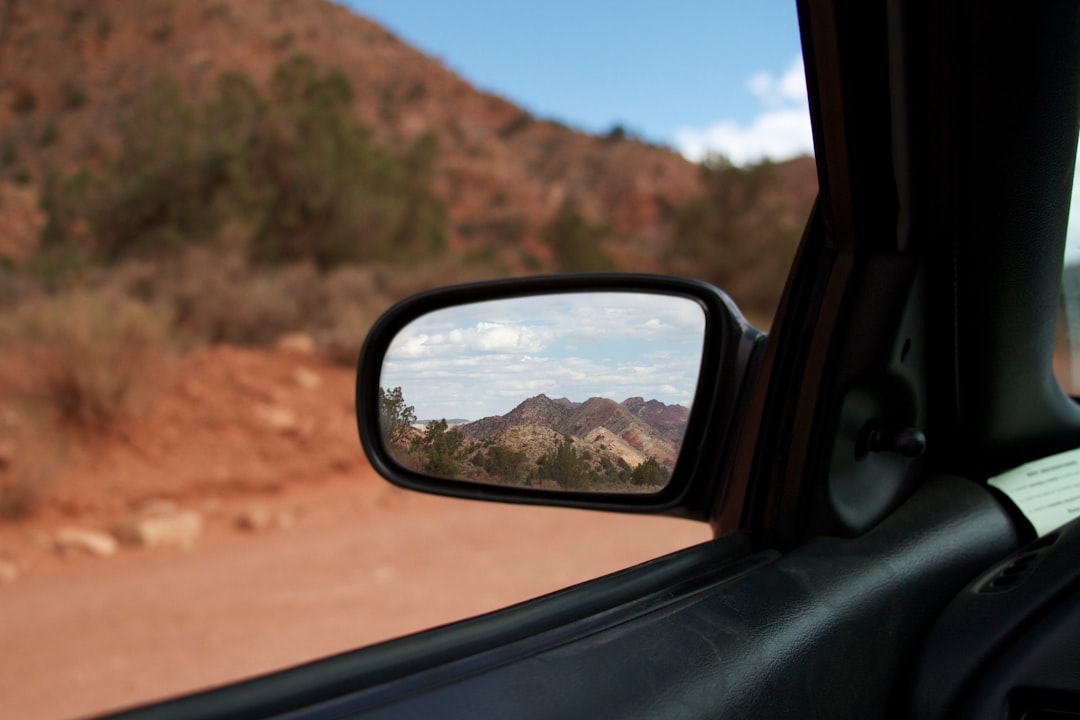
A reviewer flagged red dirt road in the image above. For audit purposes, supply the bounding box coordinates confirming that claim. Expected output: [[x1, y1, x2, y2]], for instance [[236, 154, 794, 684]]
[[0, 346, 710, 719]]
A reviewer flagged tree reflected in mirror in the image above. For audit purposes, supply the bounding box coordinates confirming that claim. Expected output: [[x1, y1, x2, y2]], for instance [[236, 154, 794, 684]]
[[377, 292, 705, 493]]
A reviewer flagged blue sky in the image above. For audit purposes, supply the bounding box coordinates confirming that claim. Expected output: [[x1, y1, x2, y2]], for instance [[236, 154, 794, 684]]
[[338, 1, 812, 164], [381, 293, 705, 421]]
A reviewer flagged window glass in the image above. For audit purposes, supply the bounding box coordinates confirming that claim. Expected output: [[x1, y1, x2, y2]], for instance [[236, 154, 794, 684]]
[[0, 3, 810, 718], [1056, 135, 1080, 395]]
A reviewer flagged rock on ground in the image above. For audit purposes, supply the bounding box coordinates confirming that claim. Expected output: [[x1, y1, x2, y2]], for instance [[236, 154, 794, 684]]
[[112, 508, 203, 550], [55, 527, 119, 558]]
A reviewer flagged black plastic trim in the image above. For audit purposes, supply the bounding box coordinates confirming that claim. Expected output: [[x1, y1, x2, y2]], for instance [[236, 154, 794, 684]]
[[911, 514, 1080, 720], [101, 534, 758, 720]]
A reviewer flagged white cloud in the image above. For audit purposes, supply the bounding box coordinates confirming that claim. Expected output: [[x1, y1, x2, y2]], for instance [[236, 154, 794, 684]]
[[473, 322, 548, 352], [675, 56, 814, 165], [380, 292, 706, 420], [746, 57, 808, 108]]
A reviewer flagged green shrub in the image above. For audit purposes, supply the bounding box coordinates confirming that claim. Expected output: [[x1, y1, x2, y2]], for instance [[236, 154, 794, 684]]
[[40, 56, 447, 271], [378, 386, 416, 446], [1, 138, 16, 167], [203, 3, 230, 21], [41, 77, 221, 259], [38, 120, 59, 147], [405, 81, 427, 102], [542, 201, 614, 272], [410, 419, 464, 476], [67, 7, 88, 28], [272, 31, 295, 50], [537, 435, 590, 489], [630, 457, 670, 487], [63, 84, 87, 110], [604, 124, 628, 142], [11, 89, 36, 115], [251, 56, 445, 268], [499, 112, 533, 139]]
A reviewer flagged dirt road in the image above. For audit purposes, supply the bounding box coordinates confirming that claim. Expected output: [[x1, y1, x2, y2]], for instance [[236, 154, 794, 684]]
[[0, 475, 707, 719]]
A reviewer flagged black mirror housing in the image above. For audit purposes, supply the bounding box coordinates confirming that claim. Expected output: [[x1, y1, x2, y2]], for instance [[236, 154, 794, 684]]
[[356, 274, 764, 520]]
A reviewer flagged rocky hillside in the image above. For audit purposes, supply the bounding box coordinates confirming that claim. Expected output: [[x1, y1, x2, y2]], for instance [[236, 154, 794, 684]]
[[0, 0, 818, 315], [0, 0, 706, 269], [460, 393, 687, 470], [460, 394, 574, 440]]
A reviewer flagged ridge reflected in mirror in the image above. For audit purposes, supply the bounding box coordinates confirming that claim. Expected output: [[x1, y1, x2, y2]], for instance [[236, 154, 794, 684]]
[[378, 292, 705, 493]]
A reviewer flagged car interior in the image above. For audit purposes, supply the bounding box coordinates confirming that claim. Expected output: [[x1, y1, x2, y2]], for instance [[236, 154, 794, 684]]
[[105, 0, 1080, 718]]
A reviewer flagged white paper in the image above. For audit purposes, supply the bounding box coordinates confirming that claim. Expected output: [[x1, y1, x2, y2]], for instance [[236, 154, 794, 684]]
[[989, 448, 1080, 537]]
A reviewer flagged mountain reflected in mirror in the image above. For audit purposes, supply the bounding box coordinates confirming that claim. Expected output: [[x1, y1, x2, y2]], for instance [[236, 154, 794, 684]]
[[377, 292, 705, 493]]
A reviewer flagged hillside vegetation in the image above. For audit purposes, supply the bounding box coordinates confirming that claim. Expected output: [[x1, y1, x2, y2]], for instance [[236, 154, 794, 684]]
[[379, 389, 686, 493], [0, 0, 816, 317]]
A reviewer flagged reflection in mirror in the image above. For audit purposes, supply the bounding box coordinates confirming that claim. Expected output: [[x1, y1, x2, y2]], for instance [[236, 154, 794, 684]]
[[378, 292, 705, 493]]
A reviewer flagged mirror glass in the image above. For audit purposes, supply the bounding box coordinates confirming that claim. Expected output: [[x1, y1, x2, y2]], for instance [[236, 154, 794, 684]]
[[377, 292, 706, 493]]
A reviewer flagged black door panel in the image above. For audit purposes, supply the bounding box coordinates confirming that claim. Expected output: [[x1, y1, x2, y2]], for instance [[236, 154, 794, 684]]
[[250, 477, 1014, 720], [913, 514, 1080, 720]]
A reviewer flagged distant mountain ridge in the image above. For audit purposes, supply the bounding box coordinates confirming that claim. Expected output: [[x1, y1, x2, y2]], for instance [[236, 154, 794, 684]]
[[459, 393, 688, 469]]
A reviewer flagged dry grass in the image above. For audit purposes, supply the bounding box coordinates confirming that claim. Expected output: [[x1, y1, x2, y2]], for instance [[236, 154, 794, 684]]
[[108, 248, 497, 365], [0, 404, 66, 520], [0, 287, 170, 429]]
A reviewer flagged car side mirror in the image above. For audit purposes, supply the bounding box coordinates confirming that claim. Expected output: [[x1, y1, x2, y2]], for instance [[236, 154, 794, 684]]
[[356, 275, 764, 518]]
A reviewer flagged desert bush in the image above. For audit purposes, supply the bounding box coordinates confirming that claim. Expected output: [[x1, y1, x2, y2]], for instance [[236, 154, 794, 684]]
[[11, 89, 36, 115], [410, 419, 464, 476], [542, 201, 614, 273], [0, 288, 170, 428], [134, 250, 389, 358], [0, 405, 65, 520], [1, 138, 16, 167], [41, 77, 223, 260], [498, 112, 533, 139], [152, 249, 305, 346], [405, 81, 427, 103], [62, 83, 87, 110], [250, 55, 446, 268], [272, 31, 295, 50], [378, 386, 416, 446], [629, 457, 670, 487], [536, 435, 590, 490], [478, 444, 528, 484], [603, 124, 628, 143], [203, 2, 230, 21], [40, 55, 447, 272], [152, 23, 172, 43], [38, 120, 59, 147]]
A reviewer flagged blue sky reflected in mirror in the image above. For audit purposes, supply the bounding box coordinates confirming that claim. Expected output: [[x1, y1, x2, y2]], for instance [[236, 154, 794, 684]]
[[381, 293, 706, 422]]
